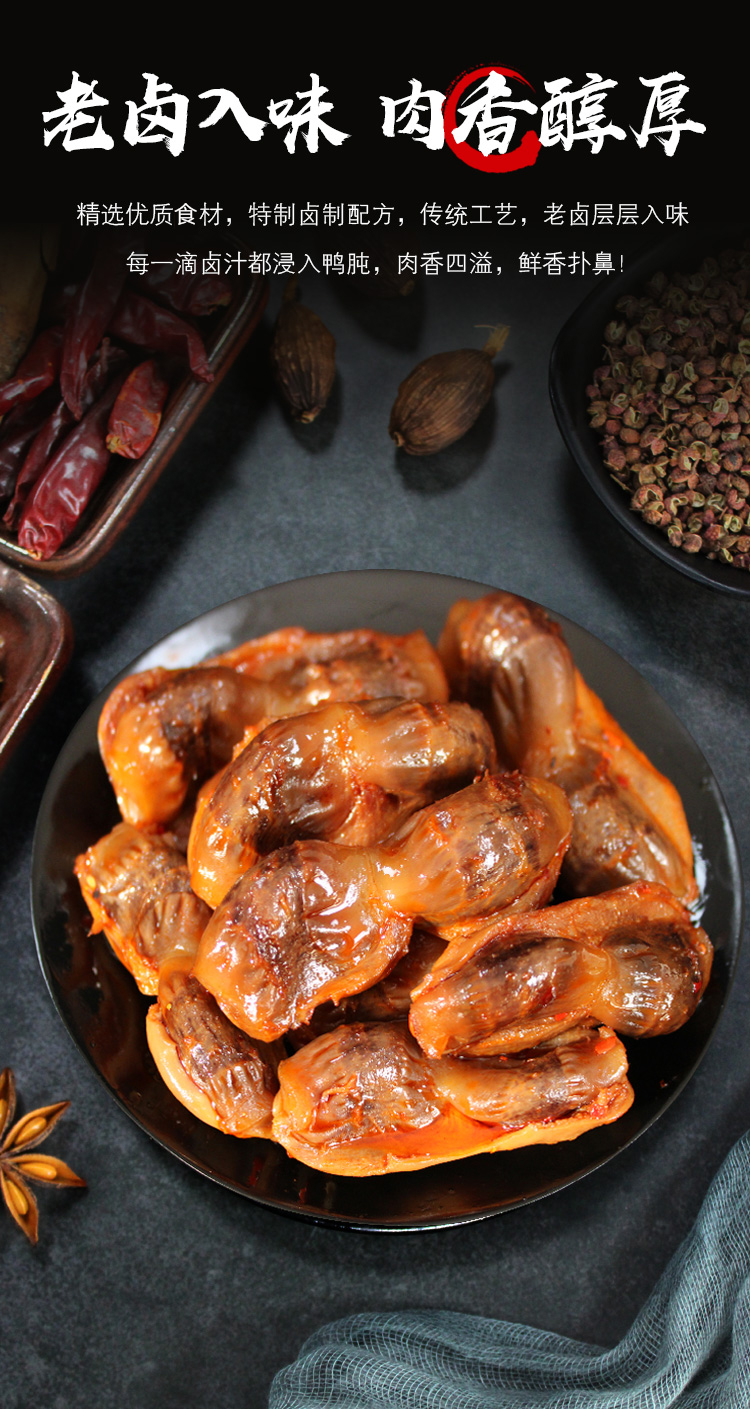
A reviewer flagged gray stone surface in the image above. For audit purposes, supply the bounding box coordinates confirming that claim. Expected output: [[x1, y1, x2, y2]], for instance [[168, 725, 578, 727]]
[[1, 266, 748, 1409]]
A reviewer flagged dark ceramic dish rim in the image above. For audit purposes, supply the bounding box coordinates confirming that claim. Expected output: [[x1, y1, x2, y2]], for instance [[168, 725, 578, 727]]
[[0, 563, 72, 767], [549, 222, 750, 598], [31, 570, 744, 1231]]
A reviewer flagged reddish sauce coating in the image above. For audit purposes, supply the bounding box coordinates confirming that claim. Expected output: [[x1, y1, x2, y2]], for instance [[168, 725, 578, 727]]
[[75, 822, 210, 996], [98, 627, 448, 827], [409, 881, 713, 1057], [439, 592, 698, 905], [272, 1021, 633, 1175], [154, 972, 280, 1138], [289, 930, 449, 1047], [188, 697, 496, 908], [192, 774, 572, 1042], [75, 822, 280, 1137]]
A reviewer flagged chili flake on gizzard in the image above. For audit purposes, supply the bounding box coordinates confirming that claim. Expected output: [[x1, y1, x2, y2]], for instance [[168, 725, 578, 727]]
[[586, 246, 750, 572]]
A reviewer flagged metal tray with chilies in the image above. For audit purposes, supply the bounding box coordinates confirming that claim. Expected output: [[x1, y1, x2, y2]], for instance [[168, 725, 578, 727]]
[[0, 261, 267, 578]]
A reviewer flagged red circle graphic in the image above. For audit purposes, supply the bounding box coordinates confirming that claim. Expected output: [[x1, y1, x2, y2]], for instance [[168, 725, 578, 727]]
[[444, 66, 541, 173]]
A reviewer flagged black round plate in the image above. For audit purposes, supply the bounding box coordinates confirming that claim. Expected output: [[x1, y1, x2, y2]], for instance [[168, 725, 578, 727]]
[[549, 222, 750, 598], [32, 570, 743, 1231]]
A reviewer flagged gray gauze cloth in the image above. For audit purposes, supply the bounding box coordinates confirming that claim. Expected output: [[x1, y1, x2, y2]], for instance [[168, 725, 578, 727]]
[[269, 1131, 750, 1408]]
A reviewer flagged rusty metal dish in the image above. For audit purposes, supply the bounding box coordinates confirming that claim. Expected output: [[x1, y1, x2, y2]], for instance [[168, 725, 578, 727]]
[[0, 272, 267, 578], [0, 562, 72, 766]]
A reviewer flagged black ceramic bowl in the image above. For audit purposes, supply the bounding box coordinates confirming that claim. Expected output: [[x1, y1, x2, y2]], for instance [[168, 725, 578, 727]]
[[31, 571, 743, 1231], [550, 224, 750, 598]]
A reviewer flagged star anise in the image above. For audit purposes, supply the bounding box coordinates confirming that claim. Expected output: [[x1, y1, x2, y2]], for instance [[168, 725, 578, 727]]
[[0, 1067, 86, 1245]]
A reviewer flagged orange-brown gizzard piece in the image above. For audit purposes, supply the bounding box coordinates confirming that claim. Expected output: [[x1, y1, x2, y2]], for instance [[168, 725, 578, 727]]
[[74, 822, 211, 995], [272, 1021, 633, 1176], [98, 627, 448, 829], [338, 930, 449, 1027], [381, 772, 572, 928], [211, 626, 449, 702], [287, 929, 448, 1049], [188, 697, 497, 909], [439, 592, 697, 905], [192, 773, 572, 1043], [193, 841, 413, 1043], [74, 822, 280, 1138], [440, 591, 578, 775], [146, 974, 281, 1139], [141, 886, 282, 1140], [409, 881, 713, 1059], [98, 666, 268, 829]]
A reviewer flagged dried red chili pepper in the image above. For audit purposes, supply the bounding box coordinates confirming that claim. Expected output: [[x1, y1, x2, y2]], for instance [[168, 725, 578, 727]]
[[60, 243, 127, 419], [0, 389, 59, 504], [109, 291, 214, 382], [40, 278, 79, 328], [4, 342, 128, 529], [17, 369, 128, 560], [0, 327, 63, 418], [140, 265, 232, 317], [106, 359, 169, 459], [2, 396, 72, 524]]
